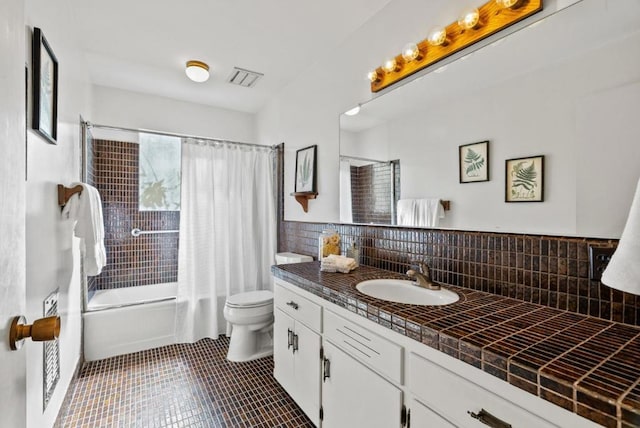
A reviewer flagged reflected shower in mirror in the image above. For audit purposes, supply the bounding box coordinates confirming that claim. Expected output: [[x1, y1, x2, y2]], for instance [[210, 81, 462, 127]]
[[339, 0, 640, 238], [339, 155, 400, 225]]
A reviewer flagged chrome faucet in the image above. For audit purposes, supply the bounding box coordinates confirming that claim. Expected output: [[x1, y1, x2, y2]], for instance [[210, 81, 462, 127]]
[[406, 261, 441, 290]]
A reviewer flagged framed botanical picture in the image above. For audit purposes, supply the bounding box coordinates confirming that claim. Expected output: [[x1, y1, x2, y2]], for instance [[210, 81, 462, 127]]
[[459, 140, 489, 183], [32, 27, 58, 144], [294, 145, 317, 193], [505, 155, 544, 202]]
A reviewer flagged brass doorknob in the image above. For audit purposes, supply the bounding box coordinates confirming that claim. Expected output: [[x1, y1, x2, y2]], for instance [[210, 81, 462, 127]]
[[9, 315, 61, 350]]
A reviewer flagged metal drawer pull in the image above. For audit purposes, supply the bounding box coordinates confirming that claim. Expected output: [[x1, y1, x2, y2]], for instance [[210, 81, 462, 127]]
[[468, 409, 512, 428], [287, 328, 293, 350], [323, 357, 331, 382], [292, 333, 299, 353], [286, 301, 299, 310]]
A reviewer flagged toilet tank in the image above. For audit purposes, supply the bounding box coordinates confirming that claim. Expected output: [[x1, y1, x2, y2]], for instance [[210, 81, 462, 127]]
[[275, 252, 313, 265]]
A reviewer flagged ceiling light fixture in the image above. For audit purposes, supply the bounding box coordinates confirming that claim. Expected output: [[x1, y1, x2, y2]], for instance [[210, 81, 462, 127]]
[[185, 60, 210, 83]]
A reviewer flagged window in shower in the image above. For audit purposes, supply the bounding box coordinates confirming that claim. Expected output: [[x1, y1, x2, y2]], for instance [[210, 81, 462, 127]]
[[139, 133, 181, 211]]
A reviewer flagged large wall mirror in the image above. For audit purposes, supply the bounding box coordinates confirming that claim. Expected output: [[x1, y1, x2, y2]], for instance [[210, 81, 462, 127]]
[[339, 0, 640, 239]]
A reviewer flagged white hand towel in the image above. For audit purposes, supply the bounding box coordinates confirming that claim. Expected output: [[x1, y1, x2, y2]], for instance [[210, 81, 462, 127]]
[[62, 183, 107, 276], [397, 199, 416, 226], [602, 177, 640, 295], [397, 198, 444, 227]]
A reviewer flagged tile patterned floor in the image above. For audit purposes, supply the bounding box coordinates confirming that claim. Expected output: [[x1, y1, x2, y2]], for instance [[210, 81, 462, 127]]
[[55, 337, 314, 427]]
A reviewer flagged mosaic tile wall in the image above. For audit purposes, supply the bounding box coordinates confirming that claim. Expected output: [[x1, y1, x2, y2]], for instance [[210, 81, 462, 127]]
[[91, 139, 179, 290], [279, 221, 639, 326], [350, 161, 400, 225]]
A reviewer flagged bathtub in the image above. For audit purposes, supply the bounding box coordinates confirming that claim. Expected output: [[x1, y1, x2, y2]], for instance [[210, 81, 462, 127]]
[[83, 282, 177, 361]]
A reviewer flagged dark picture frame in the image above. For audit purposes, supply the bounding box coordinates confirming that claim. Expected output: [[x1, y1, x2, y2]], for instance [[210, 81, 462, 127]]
[[505, 155, 544, 202], [294, 145, 317, 193], [32, 27, 58, 144], [459, 140, 489, 183]]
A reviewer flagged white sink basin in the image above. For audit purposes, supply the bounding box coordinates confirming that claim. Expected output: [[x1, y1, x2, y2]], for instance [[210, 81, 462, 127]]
[[356, 279, 459, 306]]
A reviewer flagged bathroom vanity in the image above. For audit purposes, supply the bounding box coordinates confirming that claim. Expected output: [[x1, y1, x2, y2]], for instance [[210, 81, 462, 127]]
[[271, 262, 637, 427]]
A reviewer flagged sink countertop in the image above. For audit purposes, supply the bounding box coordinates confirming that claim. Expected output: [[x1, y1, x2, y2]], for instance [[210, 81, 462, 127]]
[[272, 261, 640, 428]]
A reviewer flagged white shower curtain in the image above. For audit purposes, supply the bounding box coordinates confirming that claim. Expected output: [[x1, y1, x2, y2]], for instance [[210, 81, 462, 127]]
[[175, 139, 277, 343]]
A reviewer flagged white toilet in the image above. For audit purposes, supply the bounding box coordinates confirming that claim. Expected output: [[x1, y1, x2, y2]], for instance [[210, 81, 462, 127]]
[[223, 252, 313, 362]]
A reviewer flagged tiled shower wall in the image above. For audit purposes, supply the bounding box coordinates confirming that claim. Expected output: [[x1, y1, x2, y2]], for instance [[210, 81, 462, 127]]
[[279, 222, 640, 326], [89, 139, 179, 291], [350, 161, 400, 225]]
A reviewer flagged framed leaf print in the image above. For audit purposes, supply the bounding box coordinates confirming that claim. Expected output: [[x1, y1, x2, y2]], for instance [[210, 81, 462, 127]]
[[32, 27, 58, 144], [459, 141, 489, 183], [505, 155, 544, 202], [294, 145, 317, 193]]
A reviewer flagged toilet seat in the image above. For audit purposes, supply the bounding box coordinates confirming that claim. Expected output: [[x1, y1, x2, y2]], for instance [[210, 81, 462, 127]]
[[225, 290, 273, 309]]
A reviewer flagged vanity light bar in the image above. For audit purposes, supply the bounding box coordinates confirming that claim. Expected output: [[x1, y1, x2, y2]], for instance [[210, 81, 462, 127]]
[[369, 0, 542, 92]]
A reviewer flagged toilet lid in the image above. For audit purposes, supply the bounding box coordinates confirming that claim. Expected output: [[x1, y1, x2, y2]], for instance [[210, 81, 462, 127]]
[[226, 290, 274, 308]]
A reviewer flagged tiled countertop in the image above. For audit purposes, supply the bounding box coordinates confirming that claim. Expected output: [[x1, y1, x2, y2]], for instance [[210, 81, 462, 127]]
[[272, 262, 640, 428]]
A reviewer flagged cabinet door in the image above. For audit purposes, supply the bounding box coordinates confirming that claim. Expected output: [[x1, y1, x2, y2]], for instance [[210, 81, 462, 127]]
[[274, 308, 296, 396], [409, 398, 456, 428], [322, 341, 403, 428], [294, 321, 321, 425]]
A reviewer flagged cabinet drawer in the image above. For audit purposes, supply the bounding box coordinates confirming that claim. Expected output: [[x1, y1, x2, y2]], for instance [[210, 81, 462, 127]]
[[408, 352, 555, 428], [275, 284, 321, 333], [324, 310, 402, 384]]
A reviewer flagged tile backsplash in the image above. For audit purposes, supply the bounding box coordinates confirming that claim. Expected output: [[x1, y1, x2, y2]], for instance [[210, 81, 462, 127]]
[[279, 221, 639, 326]]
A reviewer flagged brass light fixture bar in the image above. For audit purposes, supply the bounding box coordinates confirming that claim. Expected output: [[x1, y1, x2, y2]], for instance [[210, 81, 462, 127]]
[[369, 0, 543, 92]]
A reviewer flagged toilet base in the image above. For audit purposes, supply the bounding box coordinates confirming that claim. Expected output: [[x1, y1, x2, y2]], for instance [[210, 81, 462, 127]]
[[226, 323, 273, 362]]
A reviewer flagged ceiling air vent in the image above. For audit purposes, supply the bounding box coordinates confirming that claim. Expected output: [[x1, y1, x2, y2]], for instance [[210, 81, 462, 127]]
[[227, 67, 264, 88]]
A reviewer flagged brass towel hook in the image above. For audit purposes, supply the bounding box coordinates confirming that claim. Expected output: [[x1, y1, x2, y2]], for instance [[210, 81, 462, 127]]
[[9, 315, 61, 351]]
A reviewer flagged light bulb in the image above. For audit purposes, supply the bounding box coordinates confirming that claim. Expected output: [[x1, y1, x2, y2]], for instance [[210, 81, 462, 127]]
[[401, 43, 421, 62], [427, 27, 448, 46], [458, 8, 480, 30], [367, 70, 379, 83], [185, 60, 210, 82], [495, 0, 521, 8], [344, 105, 361, 116], [382, 58, 398, 73]]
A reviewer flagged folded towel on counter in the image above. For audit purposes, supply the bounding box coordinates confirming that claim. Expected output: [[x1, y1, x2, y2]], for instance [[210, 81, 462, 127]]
[[321, 254, 357, 273], [62, 183, 107, 276]]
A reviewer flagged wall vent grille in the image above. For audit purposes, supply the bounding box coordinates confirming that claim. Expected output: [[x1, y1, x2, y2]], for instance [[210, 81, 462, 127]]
[[227, 67, 264, 88]]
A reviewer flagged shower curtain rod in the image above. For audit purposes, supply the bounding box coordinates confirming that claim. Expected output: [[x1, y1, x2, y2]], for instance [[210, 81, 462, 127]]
[[83, 121, 276, 150]]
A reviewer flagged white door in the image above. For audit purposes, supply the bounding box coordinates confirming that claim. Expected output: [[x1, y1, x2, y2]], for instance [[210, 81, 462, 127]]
[[322, 341, 403, 428], [0, 0, 27, 426]]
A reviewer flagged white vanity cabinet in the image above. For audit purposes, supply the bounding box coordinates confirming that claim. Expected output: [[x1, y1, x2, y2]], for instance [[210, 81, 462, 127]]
[[321, 310, 404, 427], [321, 340, 404, 428], [409, 398, 457, 428], [408, 352, 555, 428], [273, 283, 322, 426], [273, 278, 599, 428]]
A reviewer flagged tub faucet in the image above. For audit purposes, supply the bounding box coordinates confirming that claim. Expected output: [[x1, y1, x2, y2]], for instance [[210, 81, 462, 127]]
[[406, 261, 441, 290]]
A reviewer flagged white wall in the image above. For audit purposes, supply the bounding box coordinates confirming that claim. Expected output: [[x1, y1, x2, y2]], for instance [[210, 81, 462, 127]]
[[91, 85, 256, 143], [25, 0, 92, 426], [256, 0, 640, 239], [0, 0, 27, 427]]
